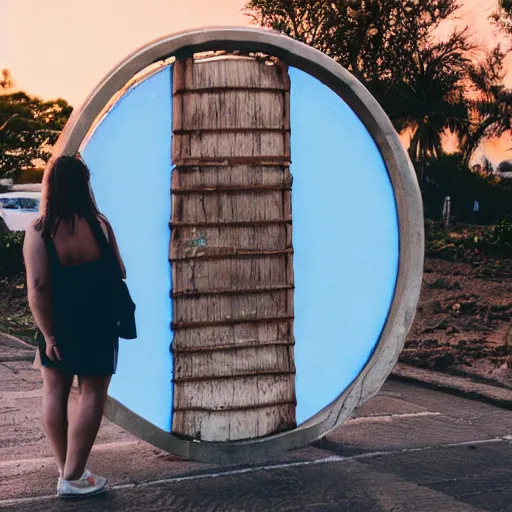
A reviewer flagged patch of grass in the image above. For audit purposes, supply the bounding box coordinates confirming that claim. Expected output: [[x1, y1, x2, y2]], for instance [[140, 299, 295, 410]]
[[0, 315, 38, 345], [0, 273, 38, 344], [425, 220, 512, 262]]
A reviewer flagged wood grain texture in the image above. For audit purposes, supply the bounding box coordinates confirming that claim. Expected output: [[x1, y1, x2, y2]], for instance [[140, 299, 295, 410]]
[[176, 191, 287, 224], [171, 56, 296, 442], [172, 320, 292, 352], [173, 131, 288, 160], [174, 345, 296, 380], [172, 404, 296, 442], [174, 374, 296, 408], [173, 58, 290, 92], [172, 254, 291, 294], [173, 290, 292, 325], [173, 90, 286, 131], [172, 165, 292, 189]]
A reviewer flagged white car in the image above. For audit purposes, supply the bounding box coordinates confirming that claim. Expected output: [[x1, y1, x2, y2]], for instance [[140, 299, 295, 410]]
[[0, 192, 41, 232]]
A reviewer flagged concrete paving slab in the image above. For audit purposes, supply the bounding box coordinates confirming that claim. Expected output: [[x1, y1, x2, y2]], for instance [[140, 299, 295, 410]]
[[322, 382, 512, 454], [1, 356, 511, 510], [0, 387, 134, 462], [365, 440, 512, 512], [0, 459, 485, 512]]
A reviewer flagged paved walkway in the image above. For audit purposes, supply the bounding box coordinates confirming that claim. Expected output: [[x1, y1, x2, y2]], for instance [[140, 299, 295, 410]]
[[1, 338, 511, 511]]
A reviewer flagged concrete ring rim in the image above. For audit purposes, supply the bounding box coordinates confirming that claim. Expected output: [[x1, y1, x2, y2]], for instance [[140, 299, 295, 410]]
[[54, 26, 424, 464]]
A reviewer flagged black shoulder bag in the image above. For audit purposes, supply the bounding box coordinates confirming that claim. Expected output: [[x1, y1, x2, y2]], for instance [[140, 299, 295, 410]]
[[102, 219, 137, 340]]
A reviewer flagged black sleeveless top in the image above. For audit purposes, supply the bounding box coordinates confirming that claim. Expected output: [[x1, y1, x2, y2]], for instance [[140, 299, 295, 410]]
[[38, 216, 119, 376]]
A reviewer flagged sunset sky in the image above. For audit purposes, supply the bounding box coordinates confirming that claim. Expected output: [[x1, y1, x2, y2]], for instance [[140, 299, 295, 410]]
[[3, 0, 512, 163]]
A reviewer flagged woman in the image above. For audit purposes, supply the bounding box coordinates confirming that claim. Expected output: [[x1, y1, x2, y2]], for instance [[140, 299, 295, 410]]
[[24, 155, 126, 498]]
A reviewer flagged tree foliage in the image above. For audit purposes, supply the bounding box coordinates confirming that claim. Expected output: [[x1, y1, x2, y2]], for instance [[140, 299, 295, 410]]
[[462, 47, 512, 165], [246, 0, 461, 90], [378, 31, 471, 183], [492, 0, 512, 35], [0, 89, 72, 180], [246, 0, 512, 183]]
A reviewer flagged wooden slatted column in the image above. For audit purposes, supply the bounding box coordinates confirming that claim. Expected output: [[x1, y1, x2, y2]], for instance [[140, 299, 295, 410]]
[[170, 56, 296, 442]]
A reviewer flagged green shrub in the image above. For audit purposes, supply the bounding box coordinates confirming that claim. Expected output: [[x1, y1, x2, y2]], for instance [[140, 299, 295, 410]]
[[0, 231, 25, 276], [425, 219, 512, 260], [481, 218, 512, 254]]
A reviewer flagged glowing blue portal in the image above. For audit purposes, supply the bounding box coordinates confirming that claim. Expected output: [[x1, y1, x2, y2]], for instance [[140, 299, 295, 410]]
[[81, 68, 174, 432], [79, 63, 399, 432], [290, 68, 399, 424]]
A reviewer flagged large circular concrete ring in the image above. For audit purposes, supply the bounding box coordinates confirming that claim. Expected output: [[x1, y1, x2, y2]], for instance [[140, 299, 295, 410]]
[[54, 27, 424, 465]]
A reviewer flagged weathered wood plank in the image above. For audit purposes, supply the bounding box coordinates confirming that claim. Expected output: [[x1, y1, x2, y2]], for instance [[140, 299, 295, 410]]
[[175, 91, 286, 131], [173, 157, 291, 167], [175, 191, 285, 224], [172, 320, 292, 351], [170, 55, 295, 442], [174, 166, 291, 189], [173, 289, 292, 325], [172, 254, 290, 294], [175, 58, 289, 92], [172, 58, 186, 95], [169, 225, 289, 260], [172, 404, 296, 442], [173, 374, 296, 409], [174, 345, 295, 380], [173, 132, 287, 160]]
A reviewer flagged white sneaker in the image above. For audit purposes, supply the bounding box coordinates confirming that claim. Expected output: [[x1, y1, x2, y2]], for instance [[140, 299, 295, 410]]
[[57, 469, 106, 498]]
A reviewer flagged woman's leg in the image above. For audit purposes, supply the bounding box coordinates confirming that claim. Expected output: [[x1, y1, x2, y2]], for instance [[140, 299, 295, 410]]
[[41, 367, 73, 475], [62, 375, 111, 480]]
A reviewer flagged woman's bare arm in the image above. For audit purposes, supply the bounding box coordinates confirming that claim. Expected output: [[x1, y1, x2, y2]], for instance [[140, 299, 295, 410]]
[[23, 223, 56, 345]]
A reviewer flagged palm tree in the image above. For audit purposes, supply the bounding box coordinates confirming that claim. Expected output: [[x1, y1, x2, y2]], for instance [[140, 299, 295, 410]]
[[461, 47, 512, 166], [378, 32, 471, 186]]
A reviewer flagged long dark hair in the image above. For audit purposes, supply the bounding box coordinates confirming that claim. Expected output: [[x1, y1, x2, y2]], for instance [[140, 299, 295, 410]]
[[38, 155, 99, 239]]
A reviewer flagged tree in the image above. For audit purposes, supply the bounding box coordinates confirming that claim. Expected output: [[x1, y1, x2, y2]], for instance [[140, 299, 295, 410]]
[[492, 0, 512, 35], [0, 88, 72, 180], [246, 0, 512, 187], [461, 47, 512, 165], [481, 156, 495, 175], [377, 32, 471, 185], [246, 0, 462, 92], [246, 0, 469, 186]]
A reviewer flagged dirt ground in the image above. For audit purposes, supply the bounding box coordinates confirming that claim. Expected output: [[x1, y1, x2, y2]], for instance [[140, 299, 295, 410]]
[[403, 257, 512, 388]]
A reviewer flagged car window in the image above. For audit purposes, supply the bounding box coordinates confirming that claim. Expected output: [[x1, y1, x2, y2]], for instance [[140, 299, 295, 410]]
[[0, 197, 40, 210], [18, 198, 39, 210], [0, 198, 19, 209]]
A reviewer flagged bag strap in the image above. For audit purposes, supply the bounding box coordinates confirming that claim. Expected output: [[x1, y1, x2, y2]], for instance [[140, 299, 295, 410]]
[[89, 215, 123, 280], [101, 216, 125, 279]]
